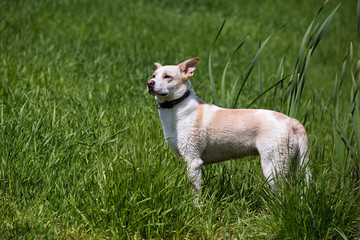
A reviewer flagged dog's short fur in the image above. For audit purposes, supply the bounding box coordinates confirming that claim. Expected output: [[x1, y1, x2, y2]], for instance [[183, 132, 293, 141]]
[[147, 57, 310, 196]]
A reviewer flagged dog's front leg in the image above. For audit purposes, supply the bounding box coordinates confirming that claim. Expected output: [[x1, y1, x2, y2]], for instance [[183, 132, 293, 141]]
[[185, 157, 203, 205]]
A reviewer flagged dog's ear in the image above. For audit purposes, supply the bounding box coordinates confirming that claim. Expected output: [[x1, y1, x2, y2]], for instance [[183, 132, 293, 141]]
[[153, 62, 163, 69], [178, 57, 200, 80]]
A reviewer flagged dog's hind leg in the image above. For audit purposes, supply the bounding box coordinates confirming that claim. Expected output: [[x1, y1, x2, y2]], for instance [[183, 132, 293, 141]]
[[291, 119, 311, 185], [259, 153, 279, 191], [257, 140, 293, 191]]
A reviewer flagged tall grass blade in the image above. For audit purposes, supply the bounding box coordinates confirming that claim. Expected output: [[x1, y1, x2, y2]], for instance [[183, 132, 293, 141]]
[[316, 0, 328, 16], [273, 47, 290, 110], [228, 76, 240, 108], [352, 107, 360, 161], [233, 35, 272, 108], [209, 51, 218, 104], [324, 106, 357, 161], [258, 62, 262, 107], [357, 0, 360, 42], [247, 73, 292, 108], [292, 49, 312, 117], [333, 73, 338, 105], [220, 36, 248, 106], [209, 19, 226, 105], [341, 50, 348, 88], [298, 20, 315, 68], [334, 228, 349, 240], [310, 4, 340, 54], [220, 60, 230, 107], [286, 20, 314, 116], [258, 38, 263, 107]]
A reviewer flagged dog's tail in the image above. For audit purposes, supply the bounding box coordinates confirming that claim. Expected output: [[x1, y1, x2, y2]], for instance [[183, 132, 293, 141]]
[[292, 119, 312, 183]]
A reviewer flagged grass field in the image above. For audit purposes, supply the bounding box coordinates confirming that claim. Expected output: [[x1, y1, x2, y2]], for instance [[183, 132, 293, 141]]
[[1, 0, 360, 239]]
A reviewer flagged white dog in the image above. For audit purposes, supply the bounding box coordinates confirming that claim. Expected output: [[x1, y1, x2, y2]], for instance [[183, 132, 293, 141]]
[[147, 57, 310, 197]]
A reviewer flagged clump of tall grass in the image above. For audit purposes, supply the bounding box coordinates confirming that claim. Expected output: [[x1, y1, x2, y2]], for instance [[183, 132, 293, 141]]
[[207, 1, 360, 239], [326, 41, 360, 188], [268, 39, 360, 238], [209, 2, 339, 114]]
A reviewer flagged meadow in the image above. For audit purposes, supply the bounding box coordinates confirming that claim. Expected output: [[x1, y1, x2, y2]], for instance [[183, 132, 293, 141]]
[[1, 0, 359, 239]]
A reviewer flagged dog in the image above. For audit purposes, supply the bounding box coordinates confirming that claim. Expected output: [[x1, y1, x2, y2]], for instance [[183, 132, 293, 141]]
[[147, 57, 310, 198]]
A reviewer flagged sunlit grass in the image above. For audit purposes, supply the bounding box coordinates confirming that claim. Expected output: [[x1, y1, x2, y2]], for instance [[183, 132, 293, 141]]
[[0, 0, 359, 239]]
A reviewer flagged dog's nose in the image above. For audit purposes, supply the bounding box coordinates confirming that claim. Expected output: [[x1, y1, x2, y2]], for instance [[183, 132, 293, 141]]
[[147, 80, 155, 87]]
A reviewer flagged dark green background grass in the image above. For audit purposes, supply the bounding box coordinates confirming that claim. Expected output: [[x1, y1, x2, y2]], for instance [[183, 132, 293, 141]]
[[1, 0, 359, 239]]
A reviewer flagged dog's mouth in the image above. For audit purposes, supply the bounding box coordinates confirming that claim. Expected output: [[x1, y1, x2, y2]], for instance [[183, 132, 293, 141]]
[[147, 88, 168, 97]]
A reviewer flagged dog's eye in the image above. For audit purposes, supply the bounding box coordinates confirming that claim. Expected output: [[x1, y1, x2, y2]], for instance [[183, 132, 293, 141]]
[[164, 75, 171, 79], [152, 74, 155, 78]]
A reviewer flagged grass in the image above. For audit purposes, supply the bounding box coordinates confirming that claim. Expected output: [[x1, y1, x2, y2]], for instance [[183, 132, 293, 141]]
[[1, 0, 359, 239]]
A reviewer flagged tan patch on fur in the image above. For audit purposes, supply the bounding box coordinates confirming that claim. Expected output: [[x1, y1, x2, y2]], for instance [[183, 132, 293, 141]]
[[272, 111, 289, 121], [210, 109, 262, 142], [208, 109, 260, 136], [291, 118, 308, 144], [196, 104, 205, 126], [193, 103, 206, 150], [200, 108, 261, 163]]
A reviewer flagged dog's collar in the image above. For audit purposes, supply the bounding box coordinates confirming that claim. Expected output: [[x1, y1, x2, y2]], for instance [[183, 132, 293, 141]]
[[158, 90, 191, 109]]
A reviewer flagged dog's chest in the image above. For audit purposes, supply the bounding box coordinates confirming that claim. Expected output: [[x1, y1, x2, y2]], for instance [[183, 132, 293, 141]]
[[158, 107, 197, 154], [159, 111, 178, 146]]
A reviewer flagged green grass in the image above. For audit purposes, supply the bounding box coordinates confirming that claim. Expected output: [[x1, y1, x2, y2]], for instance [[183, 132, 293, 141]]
[[1, 0, 359, 239]]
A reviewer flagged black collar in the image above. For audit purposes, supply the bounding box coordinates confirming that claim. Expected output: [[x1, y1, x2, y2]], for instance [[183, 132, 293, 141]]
[[158, 90, 191, 109]]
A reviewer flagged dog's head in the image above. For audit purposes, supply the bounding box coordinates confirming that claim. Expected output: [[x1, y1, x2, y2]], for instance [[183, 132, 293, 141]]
[[147, 57, 199, 102]]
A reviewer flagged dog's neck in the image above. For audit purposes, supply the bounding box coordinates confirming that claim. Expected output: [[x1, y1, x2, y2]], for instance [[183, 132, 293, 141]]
[[158, 90, 191, 109]]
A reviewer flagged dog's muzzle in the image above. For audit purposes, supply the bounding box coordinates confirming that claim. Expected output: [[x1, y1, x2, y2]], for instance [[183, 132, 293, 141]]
[[147, 80, 167, 96]]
